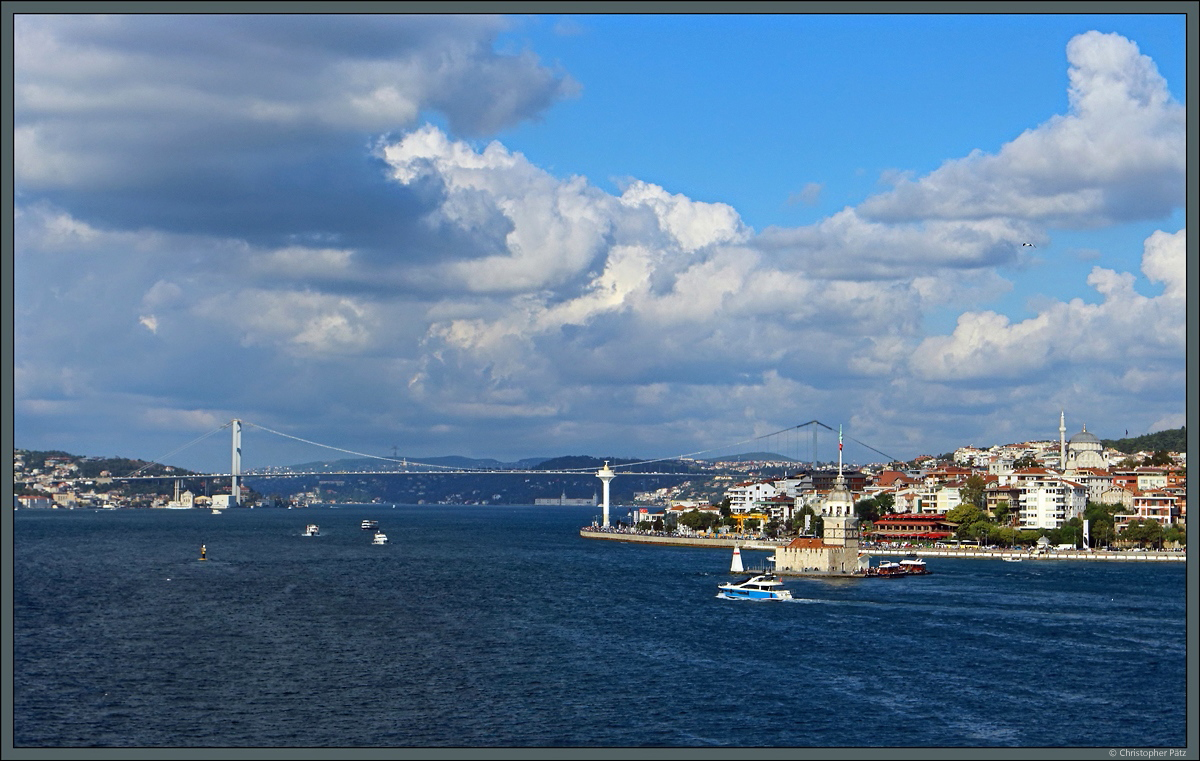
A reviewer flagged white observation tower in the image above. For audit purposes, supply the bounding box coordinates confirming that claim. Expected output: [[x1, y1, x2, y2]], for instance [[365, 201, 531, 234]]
[[596, 461, 616, 527]]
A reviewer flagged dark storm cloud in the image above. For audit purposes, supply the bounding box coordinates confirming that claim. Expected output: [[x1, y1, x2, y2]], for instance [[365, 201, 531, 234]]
[[15, 14, 576, 250]]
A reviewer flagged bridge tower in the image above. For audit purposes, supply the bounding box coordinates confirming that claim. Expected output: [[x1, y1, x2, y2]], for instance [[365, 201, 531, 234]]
[[596, 461, 616, 527], [231, 418, 242, 507]]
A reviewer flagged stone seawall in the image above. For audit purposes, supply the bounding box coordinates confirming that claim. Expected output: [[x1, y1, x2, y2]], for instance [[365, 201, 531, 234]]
[[860, 548, 1186, 562], [579, 529, 1185, 562], [578, 529, 783, 550]]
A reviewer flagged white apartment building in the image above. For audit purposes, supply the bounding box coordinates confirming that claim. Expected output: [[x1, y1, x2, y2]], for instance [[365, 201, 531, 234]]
[[1135, 469, 1168, 491], [953, 447, 987, 467], [1015, 475, 1088, 530], [725, 480, 779, 514], [912, 482, 963, 514]]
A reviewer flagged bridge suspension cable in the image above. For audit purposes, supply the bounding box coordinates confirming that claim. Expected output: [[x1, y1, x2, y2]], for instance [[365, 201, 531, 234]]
[[607, 419, 899, 472], [126, 421, 233, 478], [241, 421, 492, 473], [137, 417, 900, 479]]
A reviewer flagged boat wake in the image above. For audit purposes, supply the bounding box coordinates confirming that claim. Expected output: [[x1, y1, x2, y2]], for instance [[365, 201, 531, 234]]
[[716, 593, 824, 604], [716, 592, 784, 601]]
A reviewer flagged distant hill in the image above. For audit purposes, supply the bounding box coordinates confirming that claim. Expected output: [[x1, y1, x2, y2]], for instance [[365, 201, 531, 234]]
[[533, 455, 703, 474], [1101, 427, 1186, 455], [282, 455, 547, 472], [701, 451, 798, 463]]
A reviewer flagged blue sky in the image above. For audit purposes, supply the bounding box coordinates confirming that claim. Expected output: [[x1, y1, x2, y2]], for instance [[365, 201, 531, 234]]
[[12, 11, 1190, 473]]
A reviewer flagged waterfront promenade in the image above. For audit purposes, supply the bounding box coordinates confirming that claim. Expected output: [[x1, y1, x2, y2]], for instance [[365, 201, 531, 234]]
[[578, 526, 1185, 562]]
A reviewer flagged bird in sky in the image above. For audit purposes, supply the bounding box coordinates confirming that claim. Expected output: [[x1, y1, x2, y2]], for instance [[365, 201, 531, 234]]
[[1021, 242, 1036, 247]]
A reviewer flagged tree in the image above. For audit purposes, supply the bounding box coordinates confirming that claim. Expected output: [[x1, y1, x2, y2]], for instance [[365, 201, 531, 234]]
[[960, 474, 987, 510], [1121, 518, 1163, 548], [794, 505, 823, 536], [854, 498, 881, 523], [1163, 524, 1186, 547], [1084, 501, 1125, 547], [991, 525, 1017, 548], [1057, 517, 1083, 548], [992, 500, 1011, 526], [1013, 454, 1038, 469], [678, 509, 719, 533], [1143, 449, 1173, 466], [945, 503, 984, 529]]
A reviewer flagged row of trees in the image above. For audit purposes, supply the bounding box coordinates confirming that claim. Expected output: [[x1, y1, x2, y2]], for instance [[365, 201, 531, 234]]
[[661, 485, 1184, 550], [940, 499, 1184, 549], [667, 501, 827, 539]]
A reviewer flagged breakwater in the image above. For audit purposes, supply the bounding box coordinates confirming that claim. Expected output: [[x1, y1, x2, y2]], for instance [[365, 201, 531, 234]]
[[578, 527, 1185, 561], [579, 527, 785, 551], [861, 548, 1185, 562]]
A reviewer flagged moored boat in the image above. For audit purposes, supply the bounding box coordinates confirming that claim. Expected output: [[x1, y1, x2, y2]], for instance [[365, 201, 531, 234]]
[[868, 560, 908, 577], [717, 573, 793, 601], [899, 558, 929, 574]]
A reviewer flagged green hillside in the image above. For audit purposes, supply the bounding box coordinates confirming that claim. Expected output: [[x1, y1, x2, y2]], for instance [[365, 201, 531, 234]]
[[1101, 426, 1186, 455]]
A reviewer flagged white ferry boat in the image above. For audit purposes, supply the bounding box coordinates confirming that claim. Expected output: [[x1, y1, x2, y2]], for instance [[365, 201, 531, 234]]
[[899, 558, 929, 574], [361, 520, 379, 530], [372, 531, 388, 545], [303, 524, 319, 537], [717, 574, 793, 601]]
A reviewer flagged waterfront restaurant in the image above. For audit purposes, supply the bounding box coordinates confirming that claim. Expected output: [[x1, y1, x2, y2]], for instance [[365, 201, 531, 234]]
[[869, 513, 958, 542]]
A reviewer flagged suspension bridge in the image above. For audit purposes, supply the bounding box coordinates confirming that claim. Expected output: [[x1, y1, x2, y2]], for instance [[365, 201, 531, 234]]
[[95, 418, 899, 479], [23, 418, 902, 524]]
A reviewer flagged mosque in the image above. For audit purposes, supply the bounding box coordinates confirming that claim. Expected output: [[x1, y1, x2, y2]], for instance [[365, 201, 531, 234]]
[[1059, 411, 1105, 470]]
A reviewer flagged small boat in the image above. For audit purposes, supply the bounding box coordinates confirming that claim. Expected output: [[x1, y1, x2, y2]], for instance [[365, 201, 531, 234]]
[[361, 520, 379, 530], [717, 574, 792, 601], [899, 558, 929, 574], [372, 531, 388, 545], [211, 508, 222, 515], [869, 560, 908, 577], [303, 524, 319, 537], [1002, 556, 1022, 563]]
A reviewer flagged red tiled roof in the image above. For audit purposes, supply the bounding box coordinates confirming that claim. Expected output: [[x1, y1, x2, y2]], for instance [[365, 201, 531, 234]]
[[787, 537, 827, 549]]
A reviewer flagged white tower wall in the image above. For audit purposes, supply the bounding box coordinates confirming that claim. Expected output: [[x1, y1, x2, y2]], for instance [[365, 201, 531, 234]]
[[597, 461, 616, 527]]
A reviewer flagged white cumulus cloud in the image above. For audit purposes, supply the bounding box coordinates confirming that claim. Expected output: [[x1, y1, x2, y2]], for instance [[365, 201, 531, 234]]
[[858, 31, 1184, 228], [909, 228, 1185, 382]]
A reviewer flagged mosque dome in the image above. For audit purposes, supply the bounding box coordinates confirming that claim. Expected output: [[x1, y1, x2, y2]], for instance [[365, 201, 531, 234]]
[[1068, 426, 1101, 448]]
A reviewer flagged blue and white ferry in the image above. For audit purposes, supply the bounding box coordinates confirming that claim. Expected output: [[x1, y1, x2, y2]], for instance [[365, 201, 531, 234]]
[[717, 574, 793, 601]]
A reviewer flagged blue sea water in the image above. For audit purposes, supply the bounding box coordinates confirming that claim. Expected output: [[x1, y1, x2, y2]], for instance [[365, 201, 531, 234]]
[[11, 505, 1188, 748]]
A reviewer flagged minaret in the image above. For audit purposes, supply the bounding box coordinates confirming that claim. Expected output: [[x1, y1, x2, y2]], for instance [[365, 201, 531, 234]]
[[596, 461, 616, 527], [1059, 411, 1067, 470]]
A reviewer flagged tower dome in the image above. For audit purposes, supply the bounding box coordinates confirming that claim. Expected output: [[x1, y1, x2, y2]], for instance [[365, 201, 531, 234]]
[[1068, 425, 1101, 448], [1066, 424, 1104, 469]]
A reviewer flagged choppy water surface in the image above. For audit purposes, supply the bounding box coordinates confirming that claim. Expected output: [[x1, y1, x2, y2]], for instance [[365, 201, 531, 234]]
[[13, 506, 1187, 748]]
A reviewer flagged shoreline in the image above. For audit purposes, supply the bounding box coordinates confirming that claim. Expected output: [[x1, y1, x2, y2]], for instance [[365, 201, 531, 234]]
[[578, 528, 1185, 562]]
